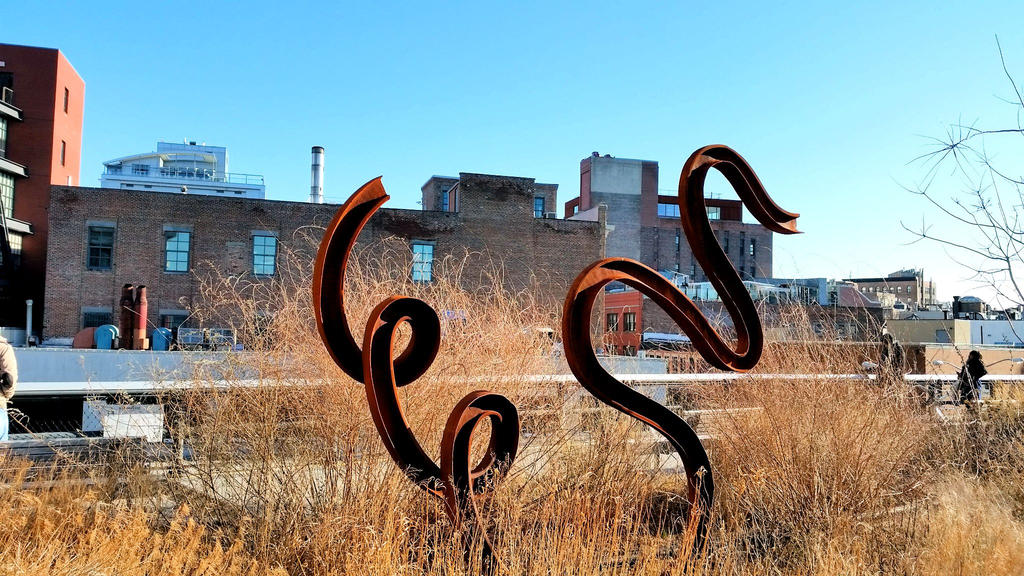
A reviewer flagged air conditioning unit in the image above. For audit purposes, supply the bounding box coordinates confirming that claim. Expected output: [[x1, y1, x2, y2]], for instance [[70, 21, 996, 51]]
[[544, 212, 557, 219]]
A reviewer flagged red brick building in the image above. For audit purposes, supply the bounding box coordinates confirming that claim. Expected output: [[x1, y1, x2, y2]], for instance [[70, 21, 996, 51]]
[[0, 44, 84, 335], [44, 173, 606, 339], [603, 290, 643, 354]]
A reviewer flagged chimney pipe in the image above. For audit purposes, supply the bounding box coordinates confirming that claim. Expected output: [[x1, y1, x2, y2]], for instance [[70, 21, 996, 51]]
[[310, 146, 324, 203], [119, 284, 135, 350], [25, 299, 33, 346], [133, 285, 149, 350]]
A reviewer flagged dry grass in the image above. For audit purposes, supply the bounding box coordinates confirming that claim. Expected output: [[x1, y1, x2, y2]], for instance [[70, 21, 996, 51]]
[[0, 460, 285, 575], [2, 237, 1023, 574]]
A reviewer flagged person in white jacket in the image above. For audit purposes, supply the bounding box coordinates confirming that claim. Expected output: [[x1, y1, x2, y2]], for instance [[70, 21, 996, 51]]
[[0, 335, 17, 441]]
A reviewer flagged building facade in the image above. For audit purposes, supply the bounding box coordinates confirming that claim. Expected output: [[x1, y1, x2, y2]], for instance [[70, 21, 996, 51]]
[[888, 317, 1024, 347], [565, 153, 774, 281], [562, 153, 781, 351], [100, 141, 265, 199], [0, 44, 84, 337], [845, 269, 937, 308], [44, 173, 605, 339]]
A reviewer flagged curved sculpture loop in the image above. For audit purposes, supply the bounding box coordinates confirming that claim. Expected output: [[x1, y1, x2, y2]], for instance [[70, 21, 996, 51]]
[[314, 145, 798, 564], [562, 145, 799, 543], [312, 179, 519, 566]]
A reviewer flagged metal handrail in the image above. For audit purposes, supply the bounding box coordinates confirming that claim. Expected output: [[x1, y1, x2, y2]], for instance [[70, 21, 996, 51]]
[[102, 165, 264, 186]]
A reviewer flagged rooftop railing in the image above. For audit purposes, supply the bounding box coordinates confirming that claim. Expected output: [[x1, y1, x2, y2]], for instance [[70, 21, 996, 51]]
[[103, 165, 264, 186]]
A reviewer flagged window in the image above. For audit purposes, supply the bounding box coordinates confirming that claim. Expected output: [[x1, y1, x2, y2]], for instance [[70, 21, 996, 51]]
[[160, 312, 190, 332], [0, 116, 7, 157], [0, 172, 13, 219], [131, 163, 149, 175], [252, 234, 277, 276], [623, 312, 636, 332], [690, 263, 697, 277], [441, 187, 450, 211], [87, 225, 115, 270], [606, 313, 619, 332], [60, 140, 66, 166], [164, 230, 191, 273], [723, 232, 730, 253], [707, 206, 721, 220], [411, 241, 434, 283], [534, 196, 545, 218], [0, 232, 21, 269], [82, 309, 112, 328], [658, 203, 680, 218], [63, 87, 69, 113], [749, 239, 756, 257], [572, 205, 579, 215]]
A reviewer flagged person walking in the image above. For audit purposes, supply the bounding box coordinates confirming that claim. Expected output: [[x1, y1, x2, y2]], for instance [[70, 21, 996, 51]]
[[957, 350, 987, 412], [879, 332, 905, 387], [0, 335, 18, 441]]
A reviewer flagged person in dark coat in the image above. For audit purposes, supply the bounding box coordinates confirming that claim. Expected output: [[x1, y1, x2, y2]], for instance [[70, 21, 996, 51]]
[[879, 332, 905, 387], [958, 350, 987, 411]]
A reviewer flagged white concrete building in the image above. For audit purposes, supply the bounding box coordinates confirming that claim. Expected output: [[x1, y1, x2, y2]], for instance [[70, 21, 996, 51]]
[[100, 140, 265, 199]]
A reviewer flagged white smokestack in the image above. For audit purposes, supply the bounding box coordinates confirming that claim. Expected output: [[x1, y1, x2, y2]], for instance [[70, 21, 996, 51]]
[[25, 299, 33, 345], [310, 146, 324, 203]]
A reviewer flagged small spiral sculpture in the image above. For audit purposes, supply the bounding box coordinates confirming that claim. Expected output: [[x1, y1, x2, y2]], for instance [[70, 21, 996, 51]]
[[312, 179, 519, 561], [313, 145, 799, 565]]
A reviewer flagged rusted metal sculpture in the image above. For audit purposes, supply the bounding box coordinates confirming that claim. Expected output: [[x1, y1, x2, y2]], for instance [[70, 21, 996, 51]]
[[312, 178, 519, 567], [563, 145, 799, 544], [313, 145, 798, 563]]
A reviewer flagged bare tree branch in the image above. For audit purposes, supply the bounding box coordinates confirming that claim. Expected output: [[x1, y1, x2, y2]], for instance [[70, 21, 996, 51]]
[[906, 38, 1024, 308]]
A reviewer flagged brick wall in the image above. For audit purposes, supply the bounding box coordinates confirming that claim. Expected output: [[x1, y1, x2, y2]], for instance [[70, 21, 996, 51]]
[[45, 177, 604, 339], [0, 44, 85, 331]]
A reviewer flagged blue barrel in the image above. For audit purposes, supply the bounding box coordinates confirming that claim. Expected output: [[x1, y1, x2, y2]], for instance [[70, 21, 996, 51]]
[[95, 324, 119, 350], [151, 327, 173, 351]]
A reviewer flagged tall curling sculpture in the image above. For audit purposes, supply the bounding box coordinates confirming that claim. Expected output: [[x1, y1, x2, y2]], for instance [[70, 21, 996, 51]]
[[313, 145, 799, 569]]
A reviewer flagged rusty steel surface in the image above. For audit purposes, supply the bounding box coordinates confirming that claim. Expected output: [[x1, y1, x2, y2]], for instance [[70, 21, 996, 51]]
[[312, 178, 518, 568], [563, 144, 799, 544], [313, 145, 798, 563]]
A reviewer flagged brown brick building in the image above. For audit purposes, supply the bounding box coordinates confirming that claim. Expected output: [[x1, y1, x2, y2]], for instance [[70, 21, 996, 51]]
[[0, 44, 84, 336], [43, 173, 605, 339], [845, 269, 937, 308]]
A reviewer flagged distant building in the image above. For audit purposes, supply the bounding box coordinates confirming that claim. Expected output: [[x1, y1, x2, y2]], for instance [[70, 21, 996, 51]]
[[561, 152, 788, 353], [0, 44, 84, 339], [43, 173, 605, 339], [100, 141, 265, 199], [845, 268, 937, 308], [564, 152, 775, 280], [888, 317, 1024, 347]]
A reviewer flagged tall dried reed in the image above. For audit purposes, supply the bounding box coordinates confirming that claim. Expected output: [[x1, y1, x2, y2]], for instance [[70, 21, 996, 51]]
[[2, 234, 1023, 574]]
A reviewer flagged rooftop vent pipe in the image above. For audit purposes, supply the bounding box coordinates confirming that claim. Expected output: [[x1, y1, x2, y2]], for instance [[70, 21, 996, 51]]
[[310, 146, 324, 204]]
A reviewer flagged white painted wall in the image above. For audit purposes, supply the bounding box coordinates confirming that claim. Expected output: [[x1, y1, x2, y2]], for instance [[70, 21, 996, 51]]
[[590, 156, 643, 195], [967, 320, 1024, 346]]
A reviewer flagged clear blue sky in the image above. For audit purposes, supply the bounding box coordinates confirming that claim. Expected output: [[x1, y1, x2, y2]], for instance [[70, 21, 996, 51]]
[[7, 1, 1024, 302]]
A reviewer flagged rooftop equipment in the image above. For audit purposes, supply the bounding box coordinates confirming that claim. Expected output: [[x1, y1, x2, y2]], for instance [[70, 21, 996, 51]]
[[310, 146, 324, 203]]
